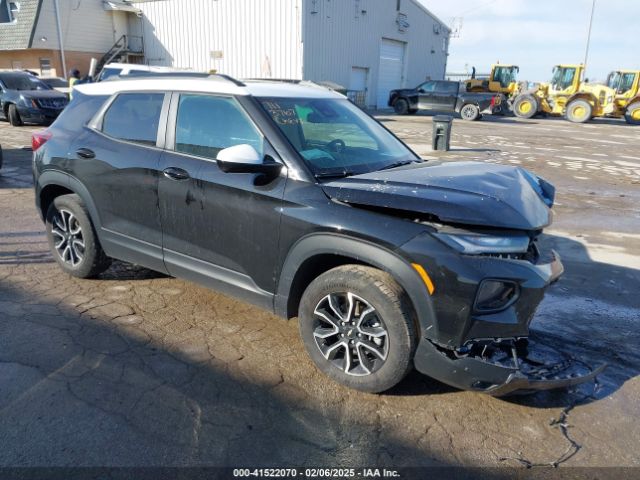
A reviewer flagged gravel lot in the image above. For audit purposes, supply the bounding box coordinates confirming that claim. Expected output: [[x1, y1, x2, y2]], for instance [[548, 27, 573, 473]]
[[0, 113, 638, 470]]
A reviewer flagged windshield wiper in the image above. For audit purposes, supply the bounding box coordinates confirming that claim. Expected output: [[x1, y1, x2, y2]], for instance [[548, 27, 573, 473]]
[[314, 169, 355, 179], [377, 159, 421, 171]]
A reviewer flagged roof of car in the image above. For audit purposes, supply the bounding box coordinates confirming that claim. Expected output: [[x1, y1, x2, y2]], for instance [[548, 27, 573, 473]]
[[102, 63, 175, 71], [74, 76, 346, 99]]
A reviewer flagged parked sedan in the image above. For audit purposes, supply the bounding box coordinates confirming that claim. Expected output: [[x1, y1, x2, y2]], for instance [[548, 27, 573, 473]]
[[0, 72, 69, 126], [388, 80, 501, 121]]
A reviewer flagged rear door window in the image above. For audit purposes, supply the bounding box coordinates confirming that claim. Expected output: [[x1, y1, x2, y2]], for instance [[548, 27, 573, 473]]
[[174, 94, 264, 160], [101, 93, 164, 146]]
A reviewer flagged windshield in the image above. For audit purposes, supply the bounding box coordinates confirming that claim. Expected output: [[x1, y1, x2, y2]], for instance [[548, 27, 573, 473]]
[[620, 73, 636, 93], [493, 67, 517, 87], [607, 72, 621, 90], [0, 74, 50, 91], [99, 67, 123, 81], [550, 67, 576, 90], [258, 97, 418, 177]]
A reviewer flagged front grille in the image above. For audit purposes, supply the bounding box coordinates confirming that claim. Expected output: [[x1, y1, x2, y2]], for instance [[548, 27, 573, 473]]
[[36, 98, 67, 109]]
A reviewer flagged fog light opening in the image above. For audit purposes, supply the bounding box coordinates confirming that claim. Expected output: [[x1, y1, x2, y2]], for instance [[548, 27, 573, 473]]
[[474, 279, 519, 313]]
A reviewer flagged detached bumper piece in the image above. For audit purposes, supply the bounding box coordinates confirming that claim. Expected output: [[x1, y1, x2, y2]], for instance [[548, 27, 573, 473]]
[[414, 336, 605, 396]]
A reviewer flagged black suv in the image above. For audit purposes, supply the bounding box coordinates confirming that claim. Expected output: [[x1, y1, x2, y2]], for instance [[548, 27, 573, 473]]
[[32, 76, 602, 395], [0, 71, 69, 126]]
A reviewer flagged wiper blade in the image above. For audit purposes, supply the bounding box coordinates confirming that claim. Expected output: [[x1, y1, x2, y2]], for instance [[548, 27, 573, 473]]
[[314, 169, 355, 179], [378, 160, 420, 171]]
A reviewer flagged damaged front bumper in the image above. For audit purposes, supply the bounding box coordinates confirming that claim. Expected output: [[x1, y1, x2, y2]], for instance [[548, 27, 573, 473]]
[[401, 230, 604, 395], [414, 336, 606, 396]]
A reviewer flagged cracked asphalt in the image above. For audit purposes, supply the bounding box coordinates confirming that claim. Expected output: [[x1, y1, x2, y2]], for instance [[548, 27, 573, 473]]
[[0, 113, 639, 470]]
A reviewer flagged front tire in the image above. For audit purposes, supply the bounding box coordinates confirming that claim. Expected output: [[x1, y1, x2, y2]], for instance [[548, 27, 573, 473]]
[[8, 104, 23, 127], [393, 98, 410, 115], [299, 265, 417, 393], [625, 102, 640, 125], [46, 194, 111, 278], [513, 94, 538, 119], [460, 103, 481, 121], [566, 99, 593, 123]]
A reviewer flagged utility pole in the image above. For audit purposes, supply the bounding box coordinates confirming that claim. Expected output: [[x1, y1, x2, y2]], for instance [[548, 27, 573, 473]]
[[583, 0, 596, 80], [53, 0, 67, 80]]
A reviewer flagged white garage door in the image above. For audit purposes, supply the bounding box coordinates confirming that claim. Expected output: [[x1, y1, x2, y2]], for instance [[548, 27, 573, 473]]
[[377, 39, 406, 108]]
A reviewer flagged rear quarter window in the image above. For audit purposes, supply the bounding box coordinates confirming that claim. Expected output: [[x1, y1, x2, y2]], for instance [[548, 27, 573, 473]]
[[52, 91, 110, 132], [101, 93, 164, 146]]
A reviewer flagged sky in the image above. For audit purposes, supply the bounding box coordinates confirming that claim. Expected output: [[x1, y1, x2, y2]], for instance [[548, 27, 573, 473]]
[[420, 0, 638, 83]]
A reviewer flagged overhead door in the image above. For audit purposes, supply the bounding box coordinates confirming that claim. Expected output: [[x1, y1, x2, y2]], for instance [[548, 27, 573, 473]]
[[377, 39, 406, 108]]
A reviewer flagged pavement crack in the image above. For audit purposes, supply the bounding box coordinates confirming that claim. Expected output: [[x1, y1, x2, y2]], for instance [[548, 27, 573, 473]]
[[499, 379, 601, 468]]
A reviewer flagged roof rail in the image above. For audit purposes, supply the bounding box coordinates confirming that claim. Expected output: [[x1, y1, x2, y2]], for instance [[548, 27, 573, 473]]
[[103, 71, 246, 86], [213, 73, 246, 87], [243, 78, 346, 94]]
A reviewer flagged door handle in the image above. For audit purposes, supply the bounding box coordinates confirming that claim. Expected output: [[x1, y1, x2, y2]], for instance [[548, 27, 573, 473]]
[[163, 167, 190, 181], [76, 148, 95, 159]]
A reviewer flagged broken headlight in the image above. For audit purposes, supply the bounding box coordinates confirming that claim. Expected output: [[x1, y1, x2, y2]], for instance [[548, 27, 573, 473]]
[[434, 232, 530, 255]]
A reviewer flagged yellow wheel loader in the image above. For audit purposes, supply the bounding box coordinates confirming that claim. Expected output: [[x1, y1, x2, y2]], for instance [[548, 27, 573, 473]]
[[564, 70, 640, 124], [513, 64, 584, 119], [465, 64, 522, 114], [465, 64, 520, 96]]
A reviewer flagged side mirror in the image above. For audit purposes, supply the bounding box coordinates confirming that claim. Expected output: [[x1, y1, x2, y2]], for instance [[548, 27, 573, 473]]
[[216, 144, 283, 176], [418, 88, 425, 93]]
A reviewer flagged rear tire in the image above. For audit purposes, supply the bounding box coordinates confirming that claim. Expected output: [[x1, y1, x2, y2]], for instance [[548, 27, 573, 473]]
[[460, 103, 480, 121], [393, 98, 409, 115], [45, 194, 111, 278], [298, 265, 417, 393], [8, 104, 23, 127], [513, 94, 538, 119], [566, 99, 593, 123], [625, 102, 640, 125]]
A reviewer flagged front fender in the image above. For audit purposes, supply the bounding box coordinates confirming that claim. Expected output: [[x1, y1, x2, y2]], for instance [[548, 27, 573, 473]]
[[566, 93, 596, 105], [274, 233, 437, 338]]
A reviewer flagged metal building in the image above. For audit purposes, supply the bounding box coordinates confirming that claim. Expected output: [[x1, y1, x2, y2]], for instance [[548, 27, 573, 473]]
[[132, 0, 450, 108]]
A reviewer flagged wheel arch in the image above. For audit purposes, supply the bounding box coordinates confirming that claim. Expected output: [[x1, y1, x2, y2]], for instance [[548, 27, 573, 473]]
[[392, 95, 408, 106], [567, 93, 597, 106], [37, 171, 103, 231], [626, 96, 640, 108], [275, 233, 437, 337]]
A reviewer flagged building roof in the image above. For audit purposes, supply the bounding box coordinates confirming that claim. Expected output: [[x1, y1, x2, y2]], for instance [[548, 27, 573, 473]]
[[0, 0, 42, 50], [75, 76, 346, 99]]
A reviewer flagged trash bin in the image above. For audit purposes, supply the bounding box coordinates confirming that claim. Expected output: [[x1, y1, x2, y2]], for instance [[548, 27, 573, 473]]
[[432, 115, 453, 151]]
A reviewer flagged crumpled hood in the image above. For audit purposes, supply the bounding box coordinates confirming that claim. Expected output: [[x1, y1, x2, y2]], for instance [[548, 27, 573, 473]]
[[321, 161, 554, 230]]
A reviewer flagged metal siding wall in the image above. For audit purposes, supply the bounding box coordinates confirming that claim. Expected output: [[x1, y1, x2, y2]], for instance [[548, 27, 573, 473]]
[[302, 0, 448, 107], [138, 0, 303, 79]]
